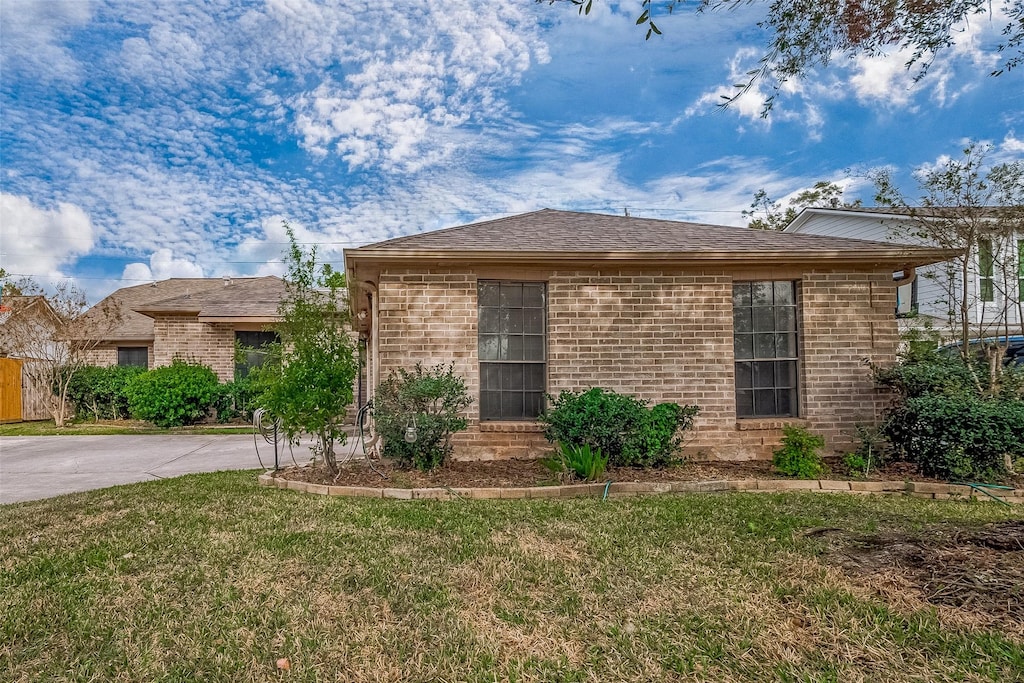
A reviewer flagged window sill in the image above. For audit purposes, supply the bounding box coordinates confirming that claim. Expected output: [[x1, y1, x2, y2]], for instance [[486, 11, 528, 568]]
[[479, 421, 545, 433], [736, 418, 806, 431]]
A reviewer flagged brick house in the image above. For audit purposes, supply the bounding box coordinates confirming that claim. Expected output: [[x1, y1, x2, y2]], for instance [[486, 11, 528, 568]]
[[345, 209, 954, 461], [79, 276, 285, 381]]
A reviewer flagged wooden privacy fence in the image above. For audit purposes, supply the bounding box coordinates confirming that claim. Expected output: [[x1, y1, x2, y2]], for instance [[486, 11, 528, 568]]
[[0, 357, 52, 422], [0, 357, 21, 422]]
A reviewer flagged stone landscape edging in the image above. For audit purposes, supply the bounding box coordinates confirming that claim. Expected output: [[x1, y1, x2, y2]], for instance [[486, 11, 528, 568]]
[[257, 472, 1024, 504]]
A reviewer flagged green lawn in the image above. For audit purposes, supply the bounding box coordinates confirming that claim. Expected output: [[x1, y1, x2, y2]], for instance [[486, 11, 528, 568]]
[[2, 473, 1022, 682], [0, 420, 253, 436]]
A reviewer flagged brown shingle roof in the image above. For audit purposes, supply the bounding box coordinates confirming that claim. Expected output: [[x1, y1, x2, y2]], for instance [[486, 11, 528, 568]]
[[78, 277, 283, 342], [346, 209, 955, 266]]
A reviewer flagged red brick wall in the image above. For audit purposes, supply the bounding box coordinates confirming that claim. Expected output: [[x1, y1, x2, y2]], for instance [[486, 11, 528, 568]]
[[372, 266, 898, 461]]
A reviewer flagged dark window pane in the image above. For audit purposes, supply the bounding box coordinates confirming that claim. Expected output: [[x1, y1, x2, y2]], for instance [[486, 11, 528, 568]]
[[479, 308, 499, 334], [506, 309, 524, 334], [733, 283, 752, 307], [236, 331, 279, 348], [754, 333, 776, 358], [523, 335, 545, 361], [777, 388, 797, 416], [118, 346, 148, 368], [754, 389, 777, 416], [523, 284, 545, 308], [774, 281, 795, 305], [479, 335, 500, 360], [500, 283, 523, 308], [775, 306, 796, 332], [753, 307, 775, 332], [776, 333, 798, 358], [776, 360, 798, 388], [735, 361, 753, 389], [501, 392, 524, 420], [752, 282, 773, 306], [525, 363, 545, 391], [735, 334, 753, 360], [734, 306, 752, 333], [753, 361, 775, 388], [525, 392, 545, 418], [478, 282, 499, 307], [736, 390, 754, 418], [524, 308, 545, 334], [507, 336, 524, 361], [501, 364, 524, 391], [480, 391, 501, 420], [481, 363, 501, 390]]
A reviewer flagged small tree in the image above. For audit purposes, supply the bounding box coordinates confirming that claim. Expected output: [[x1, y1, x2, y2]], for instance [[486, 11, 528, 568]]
[[0, 273, 122, 426], [373, 362, 472, 471], [251, 224, 358, 474], [872, 142, 1024, 394], [743, 181, 859, 231]]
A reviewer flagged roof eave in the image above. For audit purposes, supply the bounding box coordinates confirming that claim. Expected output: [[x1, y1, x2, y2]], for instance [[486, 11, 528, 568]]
[[345, 247, 958, 269]]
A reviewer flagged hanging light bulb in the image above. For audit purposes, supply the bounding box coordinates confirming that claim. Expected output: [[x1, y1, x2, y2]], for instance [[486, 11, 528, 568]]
[[404, 417, 418, 443]]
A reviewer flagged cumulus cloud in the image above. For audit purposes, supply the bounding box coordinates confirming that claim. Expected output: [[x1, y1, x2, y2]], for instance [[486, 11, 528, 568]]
[[0, 193, 95, 279], [121, 248, 205, 282]]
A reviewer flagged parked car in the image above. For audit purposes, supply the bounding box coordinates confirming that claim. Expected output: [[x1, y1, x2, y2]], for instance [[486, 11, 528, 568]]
[[938, 336, 1024, 366]]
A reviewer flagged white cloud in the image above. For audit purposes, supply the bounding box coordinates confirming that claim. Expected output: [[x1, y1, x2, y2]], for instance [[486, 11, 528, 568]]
[[0, 193, 95, 279], [0, 0, 92, 81], [121, 248, 205, 282]]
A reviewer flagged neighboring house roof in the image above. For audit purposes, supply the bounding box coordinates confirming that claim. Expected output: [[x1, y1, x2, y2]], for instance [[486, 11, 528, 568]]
[[133, 276, 287, 322], [785, 206, 1018, 234], [0, 295, 62, 358], [75, 276, 284, 343], [346, 209, 956, 271]]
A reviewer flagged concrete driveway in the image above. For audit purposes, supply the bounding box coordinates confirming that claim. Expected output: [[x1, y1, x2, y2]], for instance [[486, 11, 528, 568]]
[[0, 434, 305, 504]]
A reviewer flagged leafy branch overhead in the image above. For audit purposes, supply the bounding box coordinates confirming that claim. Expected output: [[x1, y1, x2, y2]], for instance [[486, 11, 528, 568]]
[[557, 0, 1024, 114]]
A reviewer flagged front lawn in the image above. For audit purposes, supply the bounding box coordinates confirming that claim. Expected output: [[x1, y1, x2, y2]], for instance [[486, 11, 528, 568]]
[[2, 473, 1022, 682]]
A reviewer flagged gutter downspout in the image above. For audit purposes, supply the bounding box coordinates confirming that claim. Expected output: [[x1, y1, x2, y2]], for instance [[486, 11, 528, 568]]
[[894, 265, 916, 286], [359, 281, 379, 409]]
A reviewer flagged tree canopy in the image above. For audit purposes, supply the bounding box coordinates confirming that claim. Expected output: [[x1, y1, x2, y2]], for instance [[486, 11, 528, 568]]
[[743, 180, 858, 230], [558, 0, 1024, 114]]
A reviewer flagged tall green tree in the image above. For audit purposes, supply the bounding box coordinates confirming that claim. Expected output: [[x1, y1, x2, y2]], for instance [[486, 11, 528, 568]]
[[743, 180, 857, 230], [556, 0, 1024, 114], [252, 225, 358, 474]]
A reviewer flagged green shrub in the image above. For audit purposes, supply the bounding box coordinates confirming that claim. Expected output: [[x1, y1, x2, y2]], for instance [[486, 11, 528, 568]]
[[881, 394, 1024, 480], [842, 452, 868, 478], [373, 362, 472, 471], [66, 365, 146, 421], [542, 442, 608, 482], [540, 387, 699, 468], [125, 360, 220, 428], [214, 377, 257, 423], [772, 425, 827, 479]]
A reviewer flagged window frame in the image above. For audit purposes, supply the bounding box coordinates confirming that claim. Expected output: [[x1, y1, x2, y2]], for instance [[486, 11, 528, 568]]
[[978, 237, 995, 303], [732, 281, 800, 419], [234, 330, 280, 380], [117, 346, 148, 368], [477, 280, 547, 421]]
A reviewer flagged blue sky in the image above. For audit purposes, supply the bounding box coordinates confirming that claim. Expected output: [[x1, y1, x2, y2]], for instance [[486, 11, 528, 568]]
[[2, 0, 1022, 302]]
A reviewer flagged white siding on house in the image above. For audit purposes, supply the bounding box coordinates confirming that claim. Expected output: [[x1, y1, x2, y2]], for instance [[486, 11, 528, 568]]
[[787, 209, 1023, 337]]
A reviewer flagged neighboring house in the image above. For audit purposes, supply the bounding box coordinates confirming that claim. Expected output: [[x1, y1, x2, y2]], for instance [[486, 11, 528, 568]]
[[0, 295, 61, 421], [785, 207, 1023, 340], [78, 276, 285, 382], [345, 209, 954, 461]]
